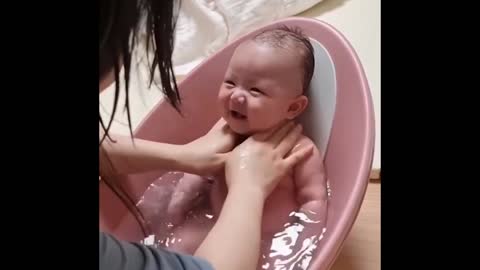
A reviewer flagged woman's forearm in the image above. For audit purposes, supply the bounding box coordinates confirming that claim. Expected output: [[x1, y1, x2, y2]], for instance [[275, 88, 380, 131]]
[[100, 134, 190, 176], [194, 122, 309, 270], [99, 119, 234, 177], [194, 186, 264, 270]]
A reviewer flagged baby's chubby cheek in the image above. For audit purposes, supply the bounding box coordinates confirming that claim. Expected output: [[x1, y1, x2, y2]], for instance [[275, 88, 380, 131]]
[[216, 97, 228, 114], [248, 110, 276, 127]]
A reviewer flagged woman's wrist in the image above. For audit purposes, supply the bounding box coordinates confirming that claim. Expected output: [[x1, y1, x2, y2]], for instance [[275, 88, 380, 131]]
[[171, 143, 197, 173], [173, 143, 224, 175], [228, 181, 266, 203]]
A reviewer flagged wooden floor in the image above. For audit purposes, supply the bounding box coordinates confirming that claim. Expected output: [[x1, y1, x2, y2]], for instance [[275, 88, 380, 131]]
[[330, 183, 380, 270]]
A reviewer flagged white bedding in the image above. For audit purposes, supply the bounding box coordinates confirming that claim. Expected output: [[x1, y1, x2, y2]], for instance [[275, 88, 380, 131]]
[[170, 0, 324, 76]]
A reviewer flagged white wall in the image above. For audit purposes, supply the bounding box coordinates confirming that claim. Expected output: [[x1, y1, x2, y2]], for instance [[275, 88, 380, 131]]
[[298, 0, 381, 169]]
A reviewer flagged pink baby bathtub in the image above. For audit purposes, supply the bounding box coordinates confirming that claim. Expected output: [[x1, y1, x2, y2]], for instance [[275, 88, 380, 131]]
[[100, 17, 375, 270]]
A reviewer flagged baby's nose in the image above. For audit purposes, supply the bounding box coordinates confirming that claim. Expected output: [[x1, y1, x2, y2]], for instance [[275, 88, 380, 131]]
[[231, 92, 246, 105]]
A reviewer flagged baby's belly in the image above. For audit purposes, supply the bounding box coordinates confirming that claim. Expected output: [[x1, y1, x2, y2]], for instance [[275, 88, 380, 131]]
[[210, 177, 298, 235]]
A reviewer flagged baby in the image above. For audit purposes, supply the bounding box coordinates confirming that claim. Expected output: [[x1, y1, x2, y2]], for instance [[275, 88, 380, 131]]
[[164, 26, 328, 253]]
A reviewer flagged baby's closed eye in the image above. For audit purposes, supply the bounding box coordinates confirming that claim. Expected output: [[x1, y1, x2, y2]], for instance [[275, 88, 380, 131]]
[[250, 87, 266, 97], [224, 80, 235, 87]]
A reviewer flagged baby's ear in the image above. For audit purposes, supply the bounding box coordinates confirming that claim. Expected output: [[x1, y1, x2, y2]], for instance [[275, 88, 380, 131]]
[[287, 95, 309, 119]]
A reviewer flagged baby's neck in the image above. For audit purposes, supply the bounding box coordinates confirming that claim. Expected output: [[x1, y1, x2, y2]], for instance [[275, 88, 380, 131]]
[[234, 134, 248, 147]]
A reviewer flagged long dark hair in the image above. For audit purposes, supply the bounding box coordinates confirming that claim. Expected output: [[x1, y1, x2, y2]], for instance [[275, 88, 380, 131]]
[[99, 0, 181, 236]]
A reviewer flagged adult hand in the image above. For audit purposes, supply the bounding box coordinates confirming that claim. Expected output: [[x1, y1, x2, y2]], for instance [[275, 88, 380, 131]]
[[225, 121, 314, 200], [181, 118, 239, 175]]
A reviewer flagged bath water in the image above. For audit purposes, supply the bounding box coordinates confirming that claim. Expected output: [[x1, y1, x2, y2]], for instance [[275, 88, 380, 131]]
[[137, 172, 331, 270]]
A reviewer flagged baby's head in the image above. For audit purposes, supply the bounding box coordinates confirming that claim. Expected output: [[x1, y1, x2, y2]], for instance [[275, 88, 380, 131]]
[[218, 26, 315, 135]]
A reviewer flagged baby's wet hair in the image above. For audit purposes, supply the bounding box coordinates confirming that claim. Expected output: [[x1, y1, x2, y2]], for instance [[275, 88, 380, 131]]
[[252, 25, 315, 93]]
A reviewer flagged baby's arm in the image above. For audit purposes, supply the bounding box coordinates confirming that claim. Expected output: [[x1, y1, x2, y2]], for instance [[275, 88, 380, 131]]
[[167, 173, 212, 226], [293, 138, 328, 228]]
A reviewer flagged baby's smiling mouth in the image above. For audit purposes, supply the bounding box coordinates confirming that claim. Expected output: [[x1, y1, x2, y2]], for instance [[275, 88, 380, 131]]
[[230, 109, 247, 120]]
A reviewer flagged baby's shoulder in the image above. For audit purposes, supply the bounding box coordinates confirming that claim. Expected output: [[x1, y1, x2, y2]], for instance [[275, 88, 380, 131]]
[[290, 134, 325, 177], [296, 135, 323, 158]]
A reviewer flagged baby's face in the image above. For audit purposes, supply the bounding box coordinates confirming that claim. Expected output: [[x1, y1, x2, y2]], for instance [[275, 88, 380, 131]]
[[218, 41, 308, 135]]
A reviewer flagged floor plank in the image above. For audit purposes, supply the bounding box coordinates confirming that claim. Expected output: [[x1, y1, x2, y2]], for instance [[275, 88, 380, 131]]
[[330, 183, 380, 270]]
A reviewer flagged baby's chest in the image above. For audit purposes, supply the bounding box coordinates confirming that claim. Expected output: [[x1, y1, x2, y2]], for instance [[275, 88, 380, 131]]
[[275, 174, 296, 190]]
